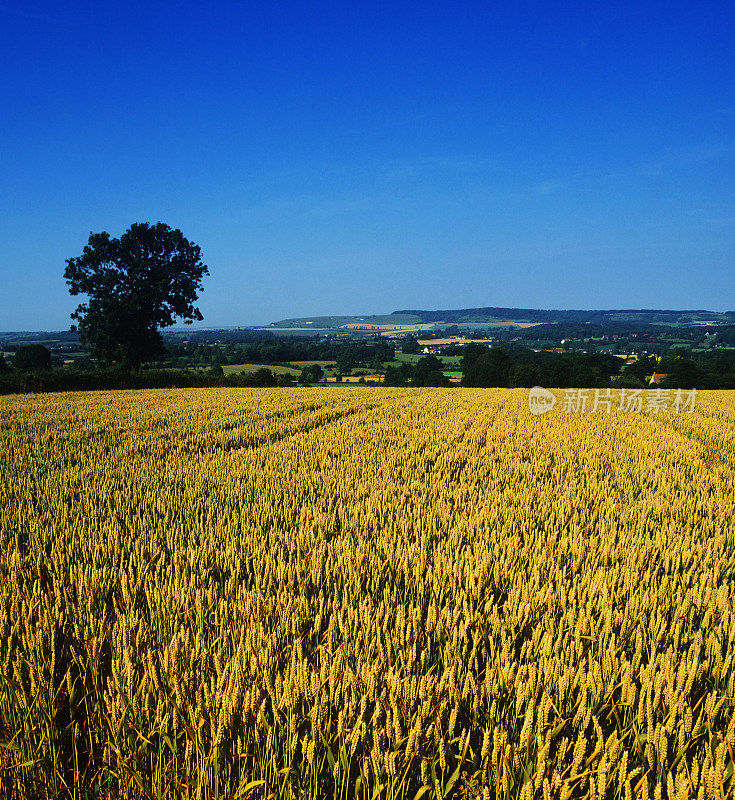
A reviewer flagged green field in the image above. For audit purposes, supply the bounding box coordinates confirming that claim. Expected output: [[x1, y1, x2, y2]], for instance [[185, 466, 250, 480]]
[[289, 360, 337, 368], [222, 361, 338, 377], [221, 363, 300, 376], [392, 353, 462, 366]]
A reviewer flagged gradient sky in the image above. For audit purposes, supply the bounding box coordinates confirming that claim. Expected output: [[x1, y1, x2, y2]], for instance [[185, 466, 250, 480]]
[[1, 1, 734, 329]]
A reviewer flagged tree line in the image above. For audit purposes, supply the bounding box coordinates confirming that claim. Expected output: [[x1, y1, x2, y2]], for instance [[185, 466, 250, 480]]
[[460, 344, 735, 389], [7, 338, 735, 393], [164, 338, 394, 371], [0, 362, 296, 395]]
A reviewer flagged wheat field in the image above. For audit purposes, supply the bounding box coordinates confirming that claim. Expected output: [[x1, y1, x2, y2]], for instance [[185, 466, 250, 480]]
[[1, 388, 734, 799]]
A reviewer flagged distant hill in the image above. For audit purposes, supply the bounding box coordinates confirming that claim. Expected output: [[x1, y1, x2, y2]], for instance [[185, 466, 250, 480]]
[[268, 307, 735, 330], [268, 313, 422, 330], [394, 307, 735, 325]]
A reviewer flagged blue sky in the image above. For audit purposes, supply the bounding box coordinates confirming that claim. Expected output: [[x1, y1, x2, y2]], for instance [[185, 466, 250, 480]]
[[1, 1, 734, 329]]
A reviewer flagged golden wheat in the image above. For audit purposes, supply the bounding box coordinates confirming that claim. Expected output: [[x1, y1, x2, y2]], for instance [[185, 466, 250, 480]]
[[0, 387, 734, 799]]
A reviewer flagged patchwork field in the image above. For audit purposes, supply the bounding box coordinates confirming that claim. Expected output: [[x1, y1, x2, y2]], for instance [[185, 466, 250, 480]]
[[1, 388, 735, 798]]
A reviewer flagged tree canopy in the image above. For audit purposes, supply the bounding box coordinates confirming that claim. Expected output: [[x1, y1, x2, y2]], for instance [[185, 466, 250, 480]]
[[461, 344, 511, 387], [299, 364, 324, 384], [64, 222, 209, 368], [12, 344, 52, 373]]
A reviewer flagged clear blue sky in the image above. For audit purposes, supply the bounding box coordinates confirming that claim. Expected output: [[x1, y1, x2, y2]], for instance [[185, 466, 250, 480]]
[[1, 1, 734, 329]]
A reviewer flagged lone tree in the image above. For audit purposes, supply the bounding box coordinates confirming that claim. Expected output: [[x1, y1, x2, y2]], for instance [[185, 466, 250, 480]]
[[461, 344, 511, 387], [64, 222, 209, 368], [299, 363, 324, 384], [12, 344, 52, 373]]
